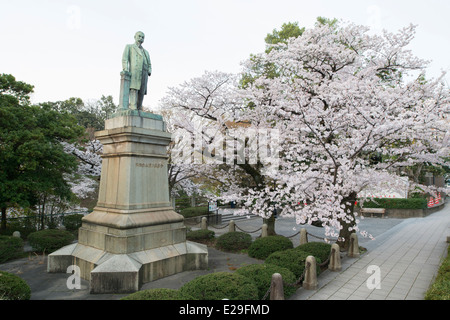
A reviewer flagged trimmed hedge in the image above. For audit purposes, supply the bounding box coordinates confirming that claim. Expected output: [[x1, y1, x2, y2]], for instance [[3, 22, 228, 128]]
[[215, 232, 252, 252], [63, 214, 84, 231], [27, 229, 75, 253], [236, 263, 297, 299], [248, 236, 293, 260], [265, 249, 321, 278], [0, 235, 24, 263], [121, 288, 194, 300], [179, 272, 259, 300], [186, 229, 215, 242], [295, 242, 332, 263], [180, 206, 209, 218], [0, 271, 31, 300], [358, 198, 427, 209]]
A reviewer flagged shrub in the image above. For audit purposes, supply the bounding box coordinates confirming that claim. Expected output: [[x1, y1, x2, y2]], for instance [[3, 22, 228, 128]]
[[358, 198, 427, 209], [186, 229, 215, 243], [63, 214, 84, 231], [179, 272, 259, 300], [215, 232, 252, 252], [0, 218, 37, 239], [27, 229, 74, 253], [180, 206, 209, 218], [0, 235, 24, 263], [248, 236, 293, 260], [0, 271, 31, 300], [425, 246, 450, 300], [121, 288, 193, 300], [295, 242, 332, 263], [265, 249, 321, 278], [236, 263, 297, 299]]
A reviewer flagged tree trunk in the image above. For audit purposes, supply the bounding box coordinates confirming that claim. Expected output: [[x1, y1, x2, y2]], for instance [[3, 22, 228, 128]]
[[337, 192, 358, 251], [40, 195, 46, 230], [1, 207, 7, 230]]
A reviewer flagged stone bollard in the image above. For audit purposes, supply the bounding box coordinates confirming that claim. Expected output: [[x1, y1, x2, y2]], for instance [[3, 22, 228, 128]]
[[303, 256, 318, 290], [299, 228, 308, 245], [270, 273, 284, 300], [347, 233, 360, 258], [201, 217, 207, 230], [12, 231, 21, 238], [262, 224, 268, 237], [229, 220, 235, 233], [328, 243, 342, 271]]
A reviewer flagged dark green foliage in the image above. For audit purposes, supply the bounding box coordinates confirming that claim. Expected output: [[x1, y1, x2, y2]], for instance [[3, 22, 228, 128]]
[[0, 235, 24, 263], [63, 214, 84, 231], [0, 271, 31, 300], [121, 288, 193, 300], [0, 217, 37, 239], [215, 232, 252, 252], [295, 242, 332, 263], [236, 263, 297, 299], [247, 236, 293, 260], [425, 246, 450, 300], [27, 229, 74, 253], [42, 95, 118, 131], [265, 22, 305, 47], [0, 73, 34, 104], [359, 198, 427, 209], [186, 229, 215, 242], [180, 206, 209, 218], [0, 74, 85, 230], [265, 249, 321, 278], [179, 272, 259, 300]]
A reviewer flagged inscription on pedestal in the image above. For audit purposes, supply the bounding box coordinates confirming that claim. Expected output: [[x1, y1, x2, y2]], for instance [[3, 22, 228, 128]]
[[136, 162, 165, 168]]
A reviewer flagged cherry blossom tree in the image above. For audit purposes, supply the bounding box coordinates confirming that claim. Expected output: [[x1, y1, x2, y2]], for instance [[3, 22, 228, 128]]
[[163, 70, 287, 233], [163, 21, 449, 248], [240, 22, 449, 248]]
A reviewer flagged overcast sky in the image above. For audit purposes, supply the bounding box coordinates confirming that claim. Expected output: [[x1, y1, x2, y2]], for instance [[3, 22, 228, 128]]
[[1, 0, 449, 112]]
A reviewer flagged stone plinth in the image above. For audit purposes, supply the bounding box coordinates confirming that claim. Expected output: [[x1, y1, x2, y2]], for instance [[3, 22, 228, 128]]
[[48, 112, 208, 294]]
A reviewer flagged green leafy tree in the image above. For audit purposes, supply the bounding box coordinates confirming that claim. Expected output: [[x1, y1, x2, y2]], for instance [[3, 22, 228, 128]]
[[41, 95, 117, 131], [241, 18, 337, 89], [0, 74, 85, 230]]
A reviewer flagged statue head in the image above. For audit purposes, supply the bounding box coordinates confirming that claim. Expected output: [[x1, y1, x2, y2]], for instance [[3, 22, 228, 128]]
[[134, 31, 145, 46]]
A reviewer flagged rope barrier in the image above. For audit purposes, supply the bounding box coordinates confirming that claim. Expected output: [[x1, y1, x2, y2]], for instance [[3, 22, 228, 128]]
[[306, 231, 339, 242], [184, 217, 348, 300], [262, 282, 272, 300], [208, 223, 230, 230], [235, 224, 262, 234], [262, 261, 311, 300], [260, 245, 343, 300], [286, 230, 301, 238], [318, 248, 335, 267]]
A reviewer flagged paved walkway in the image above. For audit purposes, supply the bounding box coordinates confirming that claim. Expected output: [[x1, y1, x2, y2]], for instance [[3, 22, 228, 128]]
[[290, 203, 450, 300], [0, 204, 448, 300]]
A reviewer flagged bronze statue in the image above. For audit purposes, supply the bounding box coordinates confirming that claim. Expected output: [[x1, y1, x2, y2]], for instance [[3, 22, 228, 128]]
[[121, 31, 152, 110]]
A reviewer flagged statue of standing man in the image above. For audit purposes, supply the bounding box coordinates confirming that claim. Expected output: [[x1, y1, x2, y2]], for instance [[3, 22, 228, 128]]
[[120, 31, 152, 110]]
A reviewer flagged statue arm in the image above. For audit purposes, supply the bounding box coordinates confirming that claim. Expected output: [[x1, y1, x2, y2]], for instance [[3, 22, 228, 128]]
[[147, 52, 152, 76], [122, 45, 130, 72]]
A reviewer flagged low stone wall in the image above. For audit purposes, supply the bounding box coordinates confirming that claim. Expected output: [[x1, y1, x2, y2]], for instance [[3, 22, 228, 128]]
[[358, 202, 445, 219]]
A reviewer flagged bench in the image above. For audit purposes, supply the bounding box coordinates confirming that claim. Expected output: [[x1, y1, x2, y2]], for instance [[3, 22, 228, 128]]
[[360, 208, 386, 218]]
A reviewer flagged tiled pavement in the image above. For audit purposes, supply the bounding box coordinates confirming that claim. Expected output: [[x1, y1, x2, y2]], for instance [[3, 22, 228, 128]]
[[1, 203, 447, 300], [290, 202, 450, 300]]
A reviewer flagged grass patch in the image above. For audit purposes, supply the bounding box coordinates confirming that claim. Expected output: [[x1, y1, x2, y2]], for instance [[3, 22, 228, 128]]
[[425, 245, 450, 300]]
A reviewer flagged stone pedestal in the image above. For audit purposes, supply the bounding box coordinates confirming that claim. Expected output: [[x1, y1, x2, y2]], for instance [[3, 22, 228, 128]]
[[48, 111, 208, 294]]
